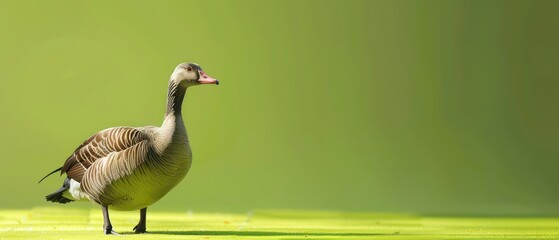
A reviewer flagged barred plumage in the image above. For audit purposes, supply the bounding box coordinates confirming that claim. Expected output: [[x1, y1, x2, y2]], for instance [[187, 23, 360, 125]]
[[40, 62, 219, 234]]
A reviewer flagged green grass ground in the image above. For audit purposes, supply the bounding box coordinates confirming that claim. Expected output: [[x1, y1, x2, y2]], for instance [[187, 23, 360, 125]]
[[1, 207, 558, 239]]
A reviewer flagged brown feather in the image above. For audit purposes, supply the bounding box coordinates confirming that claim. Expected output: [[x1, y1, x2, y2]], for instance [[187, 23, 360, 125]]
[[60, 127, 148, 183]]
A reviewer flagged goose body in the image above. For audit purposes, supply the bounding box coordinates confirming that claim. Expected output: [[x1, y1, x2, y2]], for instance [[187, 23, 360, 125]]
[[63, 116, 190, 211], [40, 62, 219, 234]]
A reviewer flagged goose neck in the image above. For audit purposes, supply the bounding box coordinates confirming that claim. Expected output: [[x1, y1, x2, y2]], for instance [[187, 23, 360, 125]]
[[165, 82, 187, 116]]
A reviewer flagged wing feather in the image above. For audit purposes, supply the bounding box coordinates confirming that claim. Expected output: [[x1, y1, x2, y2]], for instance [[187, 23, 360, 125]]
[[61, 127, 148, 182], [80, 140, 152, 205]]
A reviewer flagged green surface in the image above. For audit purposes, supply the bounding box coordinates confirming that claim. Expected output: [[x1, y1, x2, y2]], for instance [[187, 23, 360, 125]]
[[1, 0, 558, 215], [1, 207, 559, 240]]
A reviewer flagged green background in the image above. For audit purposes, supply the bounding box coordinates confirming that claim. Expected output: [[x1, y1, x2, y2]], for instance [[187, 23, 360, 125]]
[[0, 0, 557, 216]]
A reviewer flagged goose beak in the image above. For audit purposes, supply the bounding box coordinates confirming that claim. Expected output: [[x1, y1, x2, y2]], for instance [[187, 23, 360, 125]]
[[198, 70, 219, 85]]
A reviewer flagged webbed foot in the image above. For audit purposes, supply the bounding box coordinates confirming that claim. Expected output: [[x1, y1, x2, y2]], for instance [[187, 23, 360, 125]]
[[104, 225, 120, 235], [133, 224, 147, 234]]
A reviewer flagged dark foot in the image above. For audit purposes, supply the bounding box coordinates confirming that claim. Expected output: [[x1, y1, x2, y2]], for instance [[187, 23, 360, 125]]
[[133, 224, 146, 234], [104, 225, 120, 235], [101, 206, 119, 235], [134, 207, 148, 234]]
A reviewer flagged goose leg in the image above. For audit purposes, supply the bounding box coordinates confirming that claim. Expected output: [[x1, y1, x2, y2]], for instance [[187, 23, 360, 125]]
[[101, 205, 119, 235], [133, 207, 147, 233]]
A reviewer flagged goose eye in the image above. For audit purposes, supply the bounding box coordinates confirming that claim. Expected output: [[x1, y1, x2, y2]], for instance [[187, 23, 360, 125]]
[[186, 66, 192, 71]]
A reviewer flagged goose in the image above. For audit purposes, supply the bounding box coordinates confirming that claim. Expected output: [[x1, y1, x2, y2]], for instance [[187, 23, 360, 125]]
[[39, 62, 219, 234]]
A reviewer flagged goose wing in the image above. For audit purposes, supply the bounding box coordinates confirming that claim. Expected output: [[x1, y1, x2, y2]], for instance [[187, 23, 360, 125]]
[[60, 127, 149, 182]]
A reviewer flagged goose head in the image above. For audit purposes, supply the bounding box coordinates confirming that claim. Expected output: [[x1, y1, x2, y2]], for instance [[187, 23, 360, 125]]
[[171, 62, 219, 87]]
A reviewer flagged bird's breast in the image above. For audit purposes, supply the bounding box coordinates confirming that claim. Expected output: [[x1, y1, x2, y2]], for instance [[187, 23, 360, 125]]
[[91, 143, 192, 211]]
